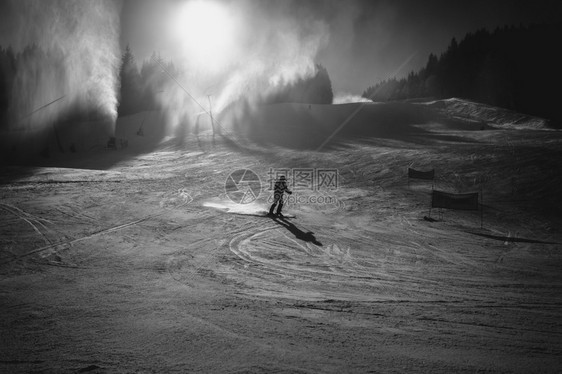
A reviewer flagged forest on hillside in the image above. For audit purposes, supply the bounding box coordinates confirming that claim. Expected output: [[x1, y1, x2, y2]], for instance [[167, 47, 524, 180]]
[[362, 23, 562, 124]]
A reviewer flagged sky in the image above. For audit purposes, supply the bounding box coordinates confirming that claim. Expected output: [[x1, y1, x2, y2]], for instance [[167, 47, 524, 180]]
[[119, 0, 562, 96]]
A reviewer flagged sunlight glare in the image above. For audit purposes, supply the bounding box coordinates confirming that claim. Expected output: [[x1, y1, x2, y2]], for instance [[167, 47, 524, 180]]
[[173, 0, 236, 72]]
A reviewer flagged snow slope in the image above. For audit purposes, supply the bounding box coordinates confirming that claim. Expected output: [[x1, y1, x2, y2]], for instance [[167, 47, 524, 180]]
[[1, 99, 561, 373], [423, 97, 554, 130]]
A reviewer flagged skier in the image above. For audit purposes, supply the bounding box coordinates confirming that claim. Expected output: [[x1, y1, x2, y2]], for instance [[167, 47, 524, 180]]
[[268, 175, 292, 217]]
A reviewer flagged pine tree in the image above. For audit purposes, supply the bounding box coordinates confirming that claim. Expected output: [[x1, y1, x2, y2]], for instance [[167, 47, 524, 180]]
[[118, 44, 142, 116]]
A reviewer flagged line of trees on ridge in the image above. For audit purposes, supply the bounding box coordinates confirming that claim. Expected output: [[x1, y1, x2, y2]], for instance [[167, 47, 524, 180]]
[[362, 22, 562, 124]]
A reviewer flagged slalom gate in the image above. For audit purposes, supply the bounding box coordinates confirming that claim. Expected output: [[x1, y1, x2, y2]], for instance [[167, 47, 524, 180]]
[[408, 167, 435, 187], [429, 190, 483, 227]]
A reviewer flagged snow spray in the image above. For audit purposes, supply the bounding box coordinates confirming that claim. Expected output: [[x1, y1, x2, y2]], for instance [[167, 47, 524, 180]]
[[151, 0, 330, 137], [7, 0, 122, 135]]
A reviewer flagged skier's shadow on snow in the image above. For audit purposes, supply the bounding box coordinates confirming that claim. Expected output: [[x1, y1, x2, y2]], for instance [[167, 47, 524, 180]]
[[270, 216, 323, 246]]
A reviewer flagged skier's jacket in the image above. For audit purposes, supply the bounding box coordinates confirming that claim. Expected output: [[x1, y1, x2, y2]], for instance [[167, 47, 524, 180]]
[[274, 180, 291, 196]]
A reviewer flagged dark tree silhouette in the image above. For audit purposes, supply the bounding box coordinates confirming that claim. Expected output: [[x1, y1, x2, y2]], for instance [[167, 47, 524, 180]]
[[118, 44, 142, 116], [362, 22, 562, 124], [266, 63, 334, 105]]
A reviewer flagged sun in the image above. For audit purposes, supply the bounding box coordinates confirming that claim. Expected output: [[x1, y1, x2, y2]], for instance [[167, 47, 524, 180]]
[[173, 0, 236, 72]]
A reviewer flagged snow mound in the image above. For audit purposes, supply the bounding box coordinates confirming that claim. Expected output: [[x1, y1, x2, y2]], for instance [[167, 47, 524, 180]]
[[333, 93, 371, 104], [423, 98, 553, 130]]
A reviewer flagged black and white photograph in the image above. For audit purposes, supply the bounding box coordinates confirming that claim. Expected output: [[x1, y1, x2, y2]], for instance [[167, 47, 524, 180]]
[[1, 0, 562, 372]]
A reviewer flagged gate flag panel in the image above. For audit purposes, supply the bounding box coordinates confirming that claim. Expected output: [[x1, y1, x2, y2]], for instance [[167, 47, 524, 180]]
[[408, 168, 435, 180], [431, 190, 479, 210]]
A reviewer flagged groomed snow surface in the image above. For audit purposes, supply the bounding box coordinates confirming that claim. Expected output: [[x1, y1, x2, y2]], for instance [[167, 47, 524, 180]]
[[1, 99, 562, 373]]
